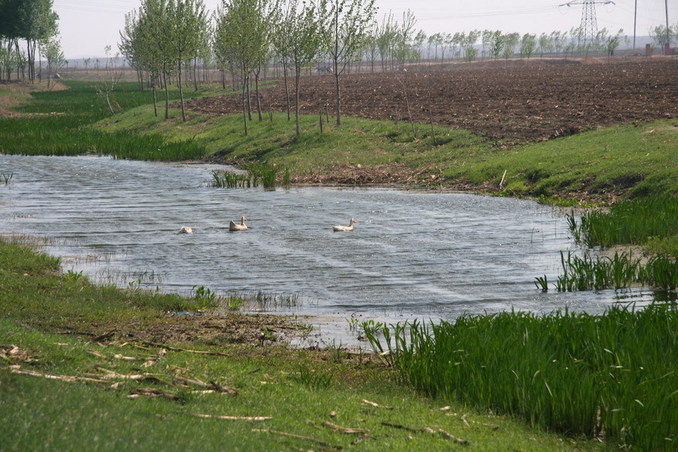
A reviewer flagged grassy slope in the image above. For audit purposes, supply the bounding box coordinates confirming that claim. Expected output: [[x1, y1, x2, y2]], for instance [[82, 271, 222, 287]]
[[92, 102, 678, 201], [0, 240, 607, 452]]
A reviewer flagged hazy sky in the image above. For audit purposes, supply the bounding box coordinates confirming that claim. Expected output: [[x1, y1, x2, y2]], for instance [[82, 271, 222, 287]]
[[52, 0, 673, 58]]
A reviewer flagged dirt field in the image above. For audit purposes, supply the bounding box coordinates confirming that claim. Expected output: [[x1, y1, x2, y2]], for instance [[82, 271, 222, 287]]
[[186, 58, 678, 144]]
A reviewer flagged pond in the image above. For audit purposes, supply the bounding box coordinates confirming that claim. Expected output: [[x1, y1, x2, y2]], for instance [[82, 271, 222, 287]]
[[0, 155, 656, 344]]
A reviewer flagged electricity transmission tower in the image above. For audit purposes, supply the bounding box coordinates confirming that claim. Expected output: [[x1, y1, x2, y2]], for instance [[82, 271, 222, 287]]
[[560, 0, 615, 48]]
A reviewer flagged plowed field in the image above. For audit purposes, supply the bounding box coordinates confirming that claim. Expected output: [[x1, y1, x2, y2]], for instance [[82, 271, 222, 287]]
[[186, 58, 678, 143]]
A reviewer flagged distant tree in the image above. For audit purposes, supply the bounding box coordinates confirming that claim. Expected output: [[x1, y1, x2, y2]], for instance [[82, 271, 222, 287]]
[[649, 24, 676, 50], [375, 12, 395, 71], [501, 32, 520, 59], [461, 30, 480, 62], [485, 30, 504, 59], [428, 32, 442, 61], [362, 26, 379, 73], [324, 0, 376, 125], [392, 10, 417, 68], [519, 33, 537, 59], [412, 29, 426, 63], [41, 36, 64, 88], [538, 32, 553, 57], [596, 28, 625, 56]]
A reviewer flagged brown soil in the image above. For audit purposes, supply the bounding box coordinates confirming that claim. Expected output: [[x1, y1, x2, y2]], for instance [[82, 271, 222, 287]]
[[53, 311, 313, 350], [186, 57, 678, 144]]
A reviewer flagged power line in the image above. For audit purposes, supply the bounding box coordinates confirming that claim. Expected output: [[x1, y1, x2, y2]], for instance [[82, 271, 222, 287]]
[[560, 1, 615, 46]]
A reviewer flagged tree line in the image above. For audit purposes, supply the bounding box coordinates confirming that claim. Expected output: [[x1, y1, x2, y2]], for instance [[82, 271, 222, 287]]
[[119, 0, 377, 136], [119, 0, 677, 137], [0, 0, 64, 85]]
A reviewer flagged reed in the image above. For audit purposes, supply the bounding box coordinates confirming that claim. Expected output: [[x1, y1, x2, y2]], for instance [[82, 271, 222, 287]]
[[245, 163, 278, 189], [365, 305, 678, 451], [211, 170, 252, 188], [1, 171, 12, 184], [568, 196, 678, 249], [546, 251, 676, 292]]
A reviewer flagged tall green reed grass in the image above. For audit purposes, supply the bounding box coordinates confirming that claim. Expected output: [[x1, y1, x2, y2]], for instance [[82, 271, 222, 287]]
[[538, 251, 676, 291], [366, 305, 678, 451], [0, 81, 207, 161], [568, 196, 678, 249], [211, 163, 284, 189]]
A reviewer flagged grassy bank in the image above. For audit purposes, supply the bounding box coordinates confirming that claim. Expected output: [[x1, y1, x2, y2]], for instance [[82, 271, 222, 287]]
[[93, 102, 677, 202], [0, 239, 608, 451], [2, 80, 676, 201]]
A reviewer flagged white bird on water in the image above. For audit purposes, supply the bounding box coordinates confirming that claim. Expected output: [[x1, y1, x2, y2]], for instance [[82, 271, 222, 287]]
[[333, 218, 356, 232], [229, 216, 248, 231], [179, 226, 193, 234]]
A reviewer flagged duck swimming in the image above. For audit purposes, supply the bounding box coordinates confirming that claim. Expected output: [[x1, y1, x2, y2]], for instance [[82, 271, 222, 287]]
[[229, 216, 248, 231], [333, 218, 356, 232]]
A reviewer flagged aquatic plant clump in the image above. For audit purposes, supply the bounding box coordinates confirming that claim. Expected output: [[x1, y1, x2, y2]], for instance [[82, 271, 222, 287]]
[[211, 163, 284, 189], [567, 196, 678, 249], [538, 251, 677, 292], [364, 305, 678, 451]]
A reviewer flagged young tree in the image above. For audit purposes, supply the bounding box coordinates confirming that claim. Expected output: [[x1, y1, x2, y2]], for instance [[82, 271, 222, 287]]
[[171, 0, 207, 121], [284, 0, 326, 137], [392, 10, 417, 69], [214, 0, 274, 134], [375, 12, 395, 71], [461, 30, 480, 62], [501, 32, 520, 59], [650, 24, 675, 50], [324, 0, 376, 125], [519, 33, 537, 59], [486, 30, 504, 60], [41, 36, 64, 88]]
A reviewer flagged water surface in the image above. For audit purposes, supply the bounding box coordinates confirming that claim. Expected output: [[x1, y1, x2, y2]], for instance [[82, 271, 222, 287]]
[[1, 155, 654, 342]]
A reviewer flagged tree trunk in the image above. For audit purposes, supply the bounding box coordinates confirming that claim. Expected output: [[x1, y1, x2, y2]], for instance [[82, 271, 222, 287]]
[[241, 74, 248, 136], [178, 61, 186, 122], [254, 67, 262, 121], [334, 63, 341, 126], [152, 80, 158, 117], [193, 58, 199, 91], [163, 72, 170, 120], [294, 67, 301, 137], [283, 63, 291, 121], [245, 75, 252, 121]]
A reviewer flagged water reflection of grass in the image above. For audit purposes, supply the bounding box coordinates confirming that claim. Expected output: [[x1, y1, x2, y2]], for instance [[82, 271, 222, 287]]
[[365, 305, 678, 451]]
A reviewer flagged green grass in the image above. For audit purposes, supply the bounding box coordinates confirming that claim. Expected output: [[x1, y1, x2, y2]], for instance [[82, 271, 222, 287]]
[[443, 122, 678, 200], [0, 238, 610, 451], [0, 81, 212, 161], [366, 306, 678, 451]]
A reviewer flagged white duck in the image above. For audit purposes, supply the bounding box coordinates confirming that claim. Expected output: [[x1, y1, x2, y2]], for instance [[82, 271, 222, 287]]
[[179, 226, 193, 234], [333, 218, 357, 232], [229, 216, 248, 231]]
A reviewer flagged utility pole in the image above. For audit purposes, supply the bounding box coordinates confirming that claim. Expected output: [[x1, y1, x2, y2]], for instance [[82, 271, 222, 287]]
[[665, 0, 670, 54], [560, 0, 615, 49], [633, 0, 637, 49]]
